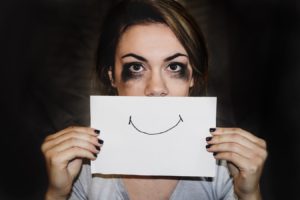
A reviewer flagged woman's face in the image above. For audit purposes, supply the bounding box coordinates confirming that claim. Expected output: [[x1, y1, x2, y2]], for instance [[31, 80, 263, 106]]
[[109, 23, 194, 96]]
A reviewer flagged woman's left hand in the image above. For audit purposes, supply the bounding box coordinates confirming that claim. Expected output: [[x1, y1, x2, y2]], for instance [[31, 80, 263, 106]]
[[206, 128, 267, 200]]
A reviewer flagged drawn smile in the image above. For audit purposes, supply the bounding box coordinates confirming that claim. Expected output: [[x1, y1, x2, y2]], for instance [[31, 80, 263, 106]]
[[128, 114, 183, 135]]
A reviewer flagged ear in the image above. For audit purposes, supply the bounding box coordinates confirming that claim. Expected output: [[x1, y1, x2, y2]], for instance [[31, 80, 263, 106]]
[[108, 67, 116, 87], [189, 77, 194, 88]]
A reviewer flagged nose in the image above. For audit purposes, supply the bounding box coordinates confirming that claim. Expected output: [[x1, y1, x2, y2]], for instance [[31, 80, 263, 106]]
[[145, 72, 169, 96]]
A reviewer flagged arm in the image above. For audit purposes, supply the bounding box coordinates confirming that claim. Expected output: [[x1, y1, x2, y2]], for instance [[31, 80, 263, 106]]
[[206, 128, 267, 200], [41, 126, 102, 200]]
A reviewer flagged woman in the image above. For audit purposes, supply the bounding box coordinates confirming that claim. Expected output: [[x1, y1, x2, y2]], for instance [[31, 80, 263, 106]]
[[42, 0, 267, 199]]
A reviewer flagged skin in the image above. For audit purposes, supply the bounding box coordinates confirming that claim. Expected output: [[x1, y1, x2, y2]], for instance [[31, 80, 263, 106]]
[[42, 23, 267, 200], [109, 23, 194, 96], [42, 127, 100, 200], [207, 128, 267, 200]]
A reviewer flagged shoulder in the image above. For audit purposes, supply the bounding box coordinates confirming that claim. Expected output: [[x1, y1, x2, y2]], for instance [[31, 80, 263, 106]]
[[70, 162, 126, 200], [178, 160, 236, 200]]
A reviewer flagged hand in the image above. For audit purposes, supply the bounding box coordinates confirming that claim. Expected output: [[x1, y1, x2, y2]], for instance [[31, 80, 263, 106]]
[[41, 126, 102, 200], [206, 128, 267, 200]]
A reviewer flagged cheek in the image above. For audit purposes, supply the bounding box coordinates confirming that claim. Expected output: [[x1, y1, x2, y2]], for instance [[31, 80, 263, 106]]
[[166, 70, 193, 96], [115, 80, 146, 96], [113, 64, 145, 95], [165, 79, 192, 96]]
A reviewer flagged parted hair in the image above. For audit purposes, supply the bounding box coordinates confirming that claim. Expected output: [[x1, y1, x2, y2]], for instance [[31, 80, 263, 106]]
[[96, 0, 208, 96]]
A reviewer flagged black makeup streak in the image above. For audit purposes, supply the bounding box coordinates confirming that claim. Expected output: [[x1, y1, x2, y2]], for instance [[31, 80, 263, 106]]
[[128, 114, 184, 135], [168, 62, 189, 80], [120, 52, 190, 82], [121, 62, 143, 82]]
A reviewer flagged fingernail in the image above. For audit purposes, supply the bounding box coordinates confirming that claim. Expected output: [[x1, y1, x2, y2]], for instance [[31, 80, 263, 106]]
[[94, 129, 100, 134], [213, 152, 218, 156], [95, 145, 100, 151], [206, 136, 212, 141], [209, 128, 216, 132], [206, 144, 212, 149], [93, 153, 98, 158], [98, 139, 104, 145]]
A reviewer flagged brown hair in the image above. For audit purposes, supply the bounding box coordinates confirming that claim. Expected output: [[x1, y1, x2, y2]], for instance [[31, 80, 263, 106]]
[[96, 0, 208, 96]]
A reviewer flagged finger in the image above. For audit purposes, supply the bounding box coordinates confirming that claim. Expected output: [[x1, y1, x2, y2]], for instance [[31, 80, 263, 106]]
[[48, 147, 97, 168], [207, 133, 266, 154], [45, 126, 99, 141], [43, 131, 100, 153], [51, 137, 101, 155], [211, 128, 267, 149], [207, 142, 258, 160], [213, 151, 265, 178]]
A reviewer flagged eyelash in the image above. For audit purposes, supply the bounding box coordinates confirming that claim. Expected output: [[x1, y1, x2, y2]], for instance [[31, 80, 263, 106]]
[[127, 62, 145, 73], [166, 62, 188, 80], [121, 62, 188, 81], [121, 62, 145, 81], [167, 62, 186, 73]]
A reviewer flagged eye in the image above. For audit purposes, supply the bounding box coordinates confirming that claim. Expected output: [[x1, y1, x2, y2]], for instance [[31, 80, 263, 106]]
[[122, 62, 145, 81], [128, 63, 144, 73], [167, 62, 184, 72]]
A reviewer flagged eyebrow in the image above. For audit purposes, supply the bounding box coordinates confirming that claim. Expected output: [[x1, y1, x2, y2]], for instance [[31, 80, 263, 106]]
[[121, 53, 188, 62]]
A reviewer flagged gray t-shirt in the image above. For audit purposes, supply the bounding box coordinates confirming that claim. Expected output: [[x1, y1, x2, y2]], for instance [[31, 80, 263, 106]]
[[68, 160, 237, 200]]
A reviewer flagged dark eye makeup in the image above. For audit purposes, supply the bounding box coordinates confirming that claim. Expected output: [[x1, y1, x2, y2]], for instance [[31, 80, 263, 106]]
[[121, 61, 190, 82], [121, 62, 145, 82], [167, 62, 189, 80]]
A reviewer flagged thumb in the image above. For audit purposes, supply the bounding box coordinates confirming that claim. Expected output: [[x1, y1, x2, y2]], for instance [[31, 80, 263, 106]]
[[227, 161, 239, 178], [68, 158, 83, 179]]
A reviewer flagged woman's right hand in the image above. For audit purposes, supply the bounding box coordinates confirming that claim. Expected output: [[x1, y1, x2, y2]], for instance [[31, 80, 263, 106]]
[[41, 126, 101, 200]]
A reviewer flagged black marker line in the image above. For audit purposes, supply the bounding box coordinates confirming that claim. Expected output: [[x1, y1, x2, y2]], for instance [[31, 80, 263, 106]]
[[128, 114, 183, 135]]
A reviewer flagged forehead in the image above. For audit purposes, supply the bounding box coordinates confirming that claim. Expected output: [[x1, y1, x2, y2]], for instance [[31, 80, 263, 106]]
[[116, 23, 187, 58]]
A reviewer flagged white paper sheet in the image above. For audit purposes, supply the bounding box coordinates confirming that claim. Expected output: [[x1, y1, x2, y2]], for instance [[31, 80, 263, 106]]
[[90, 96, 216, 177]]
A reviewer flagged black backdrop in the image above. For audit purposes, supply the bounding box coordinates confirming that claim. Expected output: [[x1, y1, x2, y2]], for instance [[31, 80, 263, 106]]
[[0, 0, 299, 199]]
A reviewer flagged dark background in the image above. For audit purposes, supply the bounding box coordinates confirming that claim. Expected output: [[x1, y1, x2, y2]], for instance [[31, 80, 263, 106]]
[[0, 0, 299, 199]]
